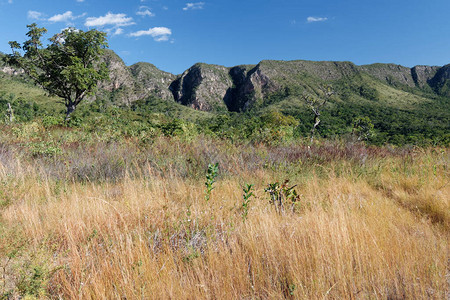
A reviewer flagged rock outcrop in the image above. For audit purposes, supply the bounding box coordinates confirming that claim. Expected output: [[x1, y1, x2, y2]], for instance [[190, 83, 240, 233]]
[[1, 66, 24, 76], [359, 63, 416, 87], [431, 64, 450, 85], [95, 50, 176, 105], [169, 63, 232, 111], [429, 64, 450, 96], [94, 50, 137, 104], [129, 62, 175, 101], [411, 65, 440, 87], [1, 49, 448, 112]]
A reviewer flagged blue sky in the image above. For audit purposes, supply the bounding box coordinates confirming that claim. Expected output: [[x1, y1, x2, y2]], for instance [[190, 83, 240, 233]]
[[0, 0, 449, 74]]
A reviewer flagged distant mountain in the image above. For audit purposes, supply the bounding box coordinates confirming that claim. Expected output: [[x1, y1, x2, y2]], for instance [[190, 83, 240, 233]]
[[1, 50, 449, 145], [1, 50, 449, 113], [93, 50, 175, 105], [89, 51, 450, 113]]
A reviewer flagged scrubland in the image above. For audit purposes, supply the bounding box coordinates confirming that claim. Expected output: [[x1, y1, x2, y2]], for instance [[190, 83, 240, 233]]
[[0, 123, 448, 299]]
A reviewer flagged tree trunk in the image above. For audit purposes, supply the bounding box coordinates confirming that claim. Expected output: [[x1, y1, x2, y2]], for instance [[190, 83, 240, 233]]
[[65, 104, 76, 121], [7, 103, 14, 123], [310, 115, 320, 144]]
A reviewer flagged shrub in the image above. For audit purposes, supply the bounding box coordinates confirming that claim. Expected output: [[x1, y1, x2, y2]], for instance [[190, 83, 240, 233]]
[[160, 119, 185, 137], [27, 141, 62, 157], [205, 163, 219, 202], [265, 180, 300, 213], [41, 115, 63, 129], [241, 184, 254, 221]]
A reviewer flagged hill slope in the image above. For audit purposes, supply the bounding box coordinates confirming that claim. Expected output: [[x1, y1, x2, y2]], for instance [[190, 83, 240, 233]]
[[1, 51, 449, 144]]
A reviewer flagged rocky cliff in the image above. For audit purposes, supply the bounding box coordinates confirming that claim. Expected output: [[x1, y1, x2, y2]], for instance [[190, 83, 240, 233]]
[[169, 63, 232, 111], [411, 65, 440, 88], [94, 50, 175, 105], [428, 64, 450, 96], [167, 60, 362, 112], [1, 50, 448, 112], [129, 62, 175, 101], [359, 63, 416, 87]]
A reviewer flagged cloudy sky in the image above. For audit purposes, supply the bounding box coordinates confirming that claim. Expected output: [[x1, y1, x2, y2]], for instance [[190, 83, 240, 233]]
[[0, 0, 449, 74]]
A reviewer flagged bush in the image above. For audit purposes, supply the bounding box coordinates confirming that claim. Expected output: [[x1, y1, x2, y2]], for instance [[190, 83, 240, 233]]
[[41, 115, 63, 129], [359, 84, 379, 101], [160, 119, 185, 137], [27, 141, 62, 157], [11, 122, 42, 139]]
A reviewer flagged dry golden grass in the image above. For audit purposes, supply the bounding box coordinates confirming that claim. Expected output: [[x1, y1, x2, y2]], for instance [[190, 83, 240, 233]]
[[0, 146, 449, 299]]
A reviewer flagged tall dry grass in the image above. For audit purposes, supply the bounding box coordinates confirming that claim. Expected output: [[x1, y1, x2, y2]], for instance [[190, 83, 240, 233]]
[[0, 138, 448, 299]]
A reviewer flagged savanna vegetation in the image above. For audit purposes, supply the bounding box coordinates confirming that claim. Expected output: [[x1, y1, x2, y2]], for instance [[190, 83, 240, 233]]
[[0, 25, 449, 299], [0, 119, 448, 299]]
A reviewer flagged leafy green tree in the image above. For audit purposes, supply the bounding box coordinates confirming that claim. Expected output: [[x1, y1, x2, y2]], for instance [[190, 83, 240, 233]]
[[6, 24, 109, 120], [352, 116, 375, 141]]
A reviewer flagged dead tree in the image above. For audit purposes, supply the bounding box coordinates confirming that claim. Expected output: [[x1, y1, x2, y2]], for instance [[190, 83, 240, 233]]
[[302, 86, 334, 144], [6, 103, 14, 123]]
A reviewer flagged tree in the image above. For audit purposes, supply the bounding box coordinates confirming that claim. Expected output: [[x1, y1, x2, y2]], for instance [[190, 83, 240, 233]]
[[302, 86, 334, 143], [352, 116, 375, 141], [6, 24, 109, 120]]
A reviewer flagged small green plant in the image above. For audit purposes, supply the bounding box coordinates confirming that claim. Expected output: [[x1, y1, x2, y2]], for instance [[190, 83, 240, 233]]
[[17, 264, 48, 298], [41, 115, 62, 129], [182, 247, 200, 263], [241, 184, 254, 221], [264, 180, 300, 214], [288, 283, 297, 296], [204, 163, 219, 202], [11, 122, 41, 139], [65, 114, 83, 128], [27, 141, 62, 157]]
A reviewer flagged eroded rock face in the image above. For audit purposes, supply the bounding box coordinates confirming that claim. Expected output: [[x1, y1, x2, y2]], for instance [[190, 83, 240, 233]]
[[169, 63, 232, 111], [1, 49, 448, 112], [429, 64, 450, 96], [227, 64, 277, 111], [129, 62, 175, 101], [94, 50, 137, 105], [359, 64, 416, 87], [259, 60, 359, 82], [95, 50, 175, 104], [411, 65, 440, 87], [226, 60, 359, 111], [432, 64, 450, 84]]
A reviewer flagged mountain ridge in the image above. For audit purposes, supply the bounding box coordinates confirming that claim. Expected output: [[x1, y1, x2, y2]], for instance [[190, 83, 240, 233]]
[[1, 50, 449, 113]]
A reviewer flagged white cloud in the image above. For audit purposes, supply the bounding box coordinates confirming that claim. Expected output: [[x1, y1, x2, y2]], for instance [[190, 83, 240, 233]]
[[8, 0, 12, 3], [48, 11, 86, 24], [28, 10, 44, 20], [137, 6, 155, 17], [155, 35, 170, 42], [76, 0, 84, 2], [306, 16, 328, 23], [85, 12, 135, 27], [113, 28, 124, 36], [129, 27, 172, 42], [183, 2, 205, 11]]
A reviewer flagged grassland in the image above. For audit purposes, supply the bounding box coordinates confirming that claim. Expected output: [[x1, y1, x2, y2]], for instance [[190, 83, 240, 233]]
[[0, 122, 448, 299]]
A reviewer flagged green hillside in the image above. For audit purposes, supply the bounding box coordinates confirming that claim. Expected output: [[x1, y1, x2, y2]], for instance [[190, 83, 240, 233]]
[[0, 51, 448, 145]]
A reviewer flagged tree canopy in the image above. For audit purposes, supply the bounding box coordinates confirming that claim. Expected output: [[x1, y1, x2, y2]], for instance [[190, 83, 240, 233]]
[[6, 23, 109, 119]]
